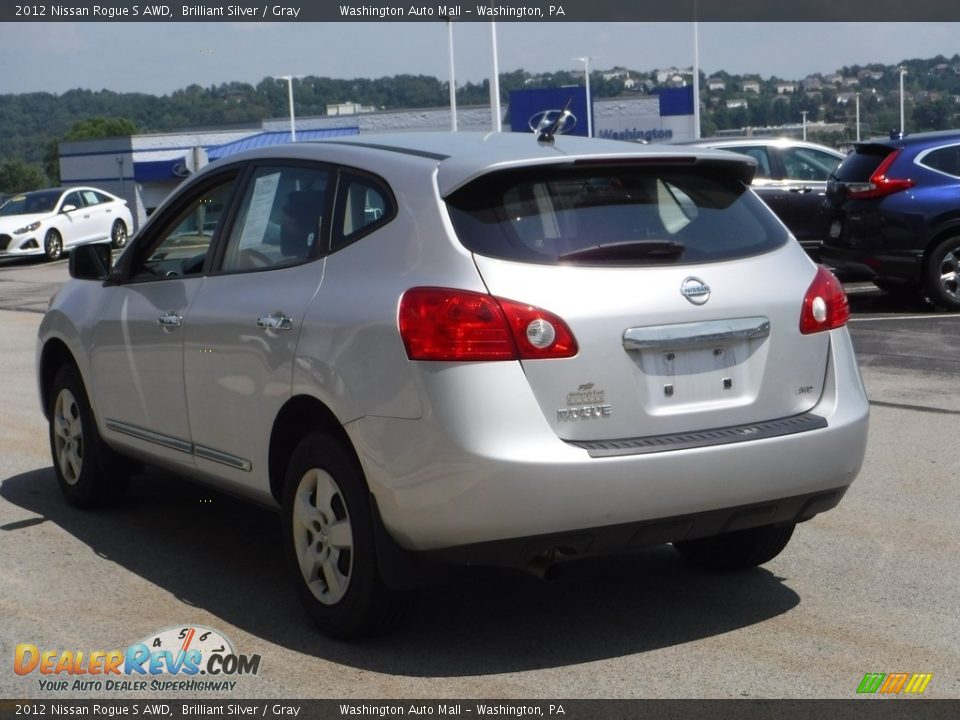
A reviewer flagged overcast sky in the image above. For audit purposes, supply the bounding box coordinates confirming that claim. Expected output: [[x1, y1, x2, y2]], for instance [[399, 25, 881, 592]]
[[3, 22, 959, 96]]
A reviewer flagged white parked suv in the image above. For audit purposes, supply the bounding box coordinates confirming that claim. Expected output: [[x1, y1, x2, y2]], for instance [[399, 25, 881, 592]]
[[37, 133, 869, 638]]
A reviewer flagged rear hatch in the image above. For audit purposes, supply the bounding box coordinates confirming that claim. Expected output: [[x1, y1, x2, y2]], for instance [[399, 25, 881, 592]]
[[443, 158, 835, 443], [823, 142, 901, 246]]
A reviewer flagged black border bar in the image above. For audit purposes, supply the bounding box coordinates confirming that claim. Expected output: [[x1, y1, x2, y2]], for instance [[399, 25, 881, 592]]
[[2, 699, 959, 719], [4, 0, 960, 22]]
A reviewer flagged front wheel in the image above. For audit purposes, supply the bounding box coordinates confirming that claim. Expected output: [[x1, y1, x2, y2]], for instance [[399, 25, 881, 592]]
[[281, 432, 411, 639], [44, 229, 63, 260], [49, 365, 130, 508], [925, 236, 960, 310], [673, 523, 796, 571]]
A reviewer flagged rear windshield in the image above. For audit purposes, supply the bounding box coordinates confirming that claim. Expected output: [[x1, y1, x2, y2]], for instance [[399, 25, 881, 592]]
[[832, 144, 894, 182], [445, 164, 788, 265]]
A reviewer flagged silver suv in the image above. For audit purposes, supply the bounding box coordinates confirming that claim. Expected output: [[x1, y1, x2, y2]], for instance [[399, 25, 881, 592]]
[[37, 133, 869, 638]]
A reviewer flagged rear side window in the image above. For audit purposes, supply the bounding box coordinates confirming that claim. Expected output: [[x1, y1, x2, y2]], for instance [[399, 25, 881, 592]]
[[833, 144, 895, 182], [445, 165, 788, 265], [919, 145, 960, 177], [331, 172, 394, 251]]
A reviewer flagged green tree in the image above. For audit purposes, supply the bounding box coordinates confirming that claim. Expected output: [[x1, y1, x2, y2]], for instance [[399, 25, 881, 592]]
[[43, 139, 61, 185], [0, 159, 48, 193], [912, 99, 954, 131], [63, 116, 139, 141]]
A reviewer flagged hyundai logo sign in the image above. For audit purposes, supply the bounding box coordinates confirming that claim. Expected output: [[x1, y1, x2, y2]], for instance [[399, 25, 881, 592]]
[[528, 109, 578, 135]]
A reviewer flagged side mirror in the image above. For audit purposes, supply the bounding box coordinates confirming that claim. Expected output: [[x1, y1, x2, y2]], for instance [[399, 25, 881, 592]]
[[69, 243, 112, 281], [61, 204, 77, 214]]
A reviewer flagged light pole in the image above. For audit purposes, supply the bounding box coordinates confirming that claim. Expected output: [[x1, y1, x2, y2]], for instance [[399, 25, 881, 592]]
[[489, 22, 502, 132], [574, 56, 599, 137], [280, 74, 304, 142], [899, 67, 907, 136], [801, 110, 808, 141], [446, 19, 457, 131], [855, 92, 861, 142], [692, 21, 701, 139]]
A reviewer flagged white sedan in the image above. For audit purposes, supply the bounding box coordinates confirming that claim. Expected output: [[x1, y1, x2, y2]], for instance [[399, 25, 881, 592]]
[[0, 186, 133, 260]]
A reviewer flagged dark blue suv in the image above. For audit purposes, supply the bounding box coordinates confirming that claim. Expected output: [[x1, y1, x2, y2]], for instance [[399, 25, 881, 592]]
[[821, 130, 960, 309]]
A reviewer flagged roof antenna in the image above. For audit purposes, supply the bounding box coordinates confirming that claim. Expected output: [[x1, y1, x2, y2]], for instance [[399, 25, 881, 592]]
[[537, 97, 574, 145]]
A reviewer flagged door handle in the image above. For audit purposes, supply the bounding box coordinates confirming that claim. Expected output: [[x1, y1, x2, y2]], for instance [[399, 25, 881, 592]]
[[257, 312, 293, 332], [788, 186, 813, 194], [157, 312, 182, 329]]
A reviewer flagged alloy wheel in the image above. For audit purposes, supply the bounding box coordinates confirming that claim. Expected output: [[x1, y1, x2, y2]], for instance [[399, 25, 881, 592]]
[[937, 247, 960, 302], [291, 468, 354, 605], [52, 388, 84, 485]]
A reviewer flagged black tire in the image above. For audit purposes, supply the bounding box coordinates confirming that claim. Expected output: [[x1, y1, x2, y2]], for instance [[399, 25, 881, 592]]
[[281, 431, 412, 639], [925, 235, 960, 310], [44, 229, 63, 260], [48, 364, 130, 508], [673, 523, 796, 572], [110, 220, 128, 249]]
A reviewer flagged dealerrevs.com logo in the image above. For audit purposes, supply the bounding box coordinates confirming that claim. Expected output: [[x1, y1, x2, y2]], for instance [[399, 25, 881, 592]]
[[14, 626, 261, 693]]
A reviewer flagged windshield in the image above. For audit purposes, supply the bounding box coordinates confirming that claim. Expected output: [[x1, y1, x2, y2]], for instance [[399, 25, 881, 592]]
[[0, 190, 61, 217], [446, 164, 788, 266]]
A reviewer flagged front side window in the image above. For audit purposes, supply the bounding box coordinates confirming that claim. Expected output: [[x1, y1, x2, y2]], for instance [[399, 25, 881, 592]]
[[61, 192, 84, 212], [446, 164, 788, 266], [220, 166, 331, 272], [723, 146, 773, 179], [781, 147, 842, 182], [130, 178, 236, 280]]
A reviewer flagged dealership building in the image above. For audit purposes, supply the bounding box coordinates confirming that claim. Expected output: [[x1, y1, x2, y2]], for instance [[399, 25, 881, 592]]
[[59, 90, 695, 230]]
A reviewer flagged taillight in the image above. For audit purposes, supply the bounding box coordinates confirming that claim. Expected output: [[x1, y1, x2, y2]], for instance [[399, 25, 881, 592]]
[[846, 149, 915, 199], [800, 266, 849, 334], [399, 287, 578, 361]]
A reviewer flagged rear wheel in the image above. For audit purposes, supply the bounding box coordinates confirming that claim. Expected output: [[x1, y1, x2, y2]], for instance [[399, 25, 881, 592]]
[[110, 220, 128, 249], [49, 365, 130, 508], [281, 431, 411, 639], [44, 229, 63, 260], [925, 236, 960, 310], [673, 523, 796, 571]]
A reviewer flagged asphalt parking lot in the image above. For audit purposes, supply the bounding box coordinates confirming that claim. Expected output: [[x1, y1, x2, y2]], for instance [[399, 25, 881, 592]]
[[1, 256, 958, 700]]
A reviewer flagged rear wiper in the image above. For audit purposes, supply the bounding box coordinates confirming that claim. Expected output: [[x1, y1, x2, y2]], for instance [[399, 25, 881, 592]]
[[559, 240, 686, 262]]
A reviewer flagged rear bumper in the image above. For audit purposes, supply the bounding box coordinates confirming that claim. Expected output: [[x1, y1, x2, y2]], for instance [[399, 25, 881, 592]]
[[347, 328, 868, 555], [419, 486, 846, 567]]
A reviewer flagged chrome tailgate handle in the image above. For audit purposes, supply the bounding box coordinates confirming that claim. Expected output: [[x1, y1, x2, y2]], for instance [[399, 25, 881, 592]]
[[257, 312, 293, 332], [623, 317, 770, 350]]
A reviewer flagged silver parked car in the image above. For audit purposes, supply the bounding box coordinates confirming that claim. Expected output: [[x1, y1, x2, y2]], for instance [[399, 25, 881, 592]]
[[37, 133, 869, 638]]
